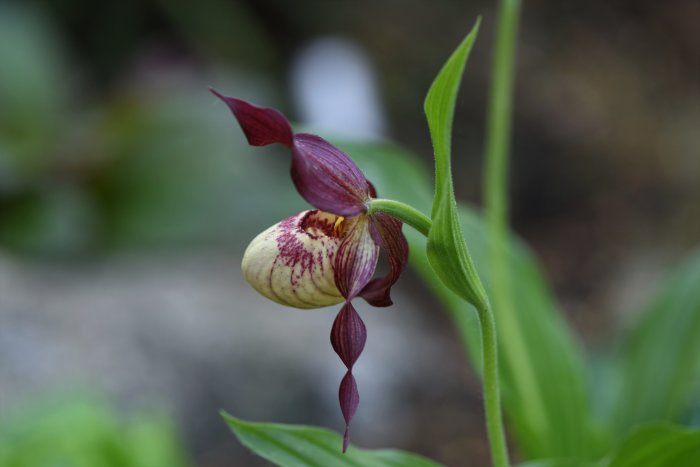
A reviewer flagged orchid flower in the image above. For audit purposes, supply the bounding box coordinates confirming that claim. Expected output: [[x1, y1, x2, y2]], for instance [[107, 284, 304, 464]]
[[211, 89, 409, 452]]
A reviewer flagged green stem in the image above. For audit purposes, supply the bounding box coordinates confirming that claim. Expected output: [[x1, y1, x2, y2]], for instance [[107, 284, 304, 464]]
[[371, 196, 509, 466], [367, 198, 432, 236], [477, 301, 509, 467], [481, 1, 521, 466], [485, 0, 519, 234]]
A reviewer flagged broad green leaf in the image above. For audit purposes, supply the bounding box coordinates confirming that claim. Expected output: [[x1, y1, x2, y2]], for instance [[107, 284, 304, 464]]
[[346, 142, 598, 461], [222, 413, 443, 467], [606, 424, 700, 467], [517, 424, 700, 467], [517, 460, 600, 467], [423, 20, 488, 311], [608, 249, 700, 435], [454, 208, 600, 460]]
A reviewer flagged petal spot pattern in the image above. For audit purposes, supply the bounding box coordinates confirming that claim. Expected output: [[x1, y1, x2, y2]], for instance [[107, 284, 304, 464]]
[[242, 211, 345, 309]]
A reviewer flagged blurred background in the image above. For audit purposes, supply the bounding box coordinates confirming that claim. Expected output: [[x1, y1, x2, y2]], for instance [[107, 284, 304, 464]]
[[0, 0, 698, 465]]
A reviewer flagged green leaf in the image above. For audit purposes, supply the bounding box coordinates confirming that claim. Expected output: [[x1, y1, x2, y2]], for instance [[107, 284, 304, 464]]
[[606, 424, 700, 467], [517, 460, 600, 467], [346, 142, 598, 460], [423, 19, 488, 311], [608, 249, 700, 435], [518, 424, 700, 467], [454, 208, 600, 460], [222, 413, 443, 467], [418, 15, 597, 460]]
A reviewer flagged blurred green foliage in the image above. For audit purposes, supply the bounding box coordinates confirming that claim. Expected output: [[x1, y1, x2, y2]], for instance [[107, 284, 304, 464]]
[[0, 394, 189, 467], [607, 248, 700, 434], [0, 4, 302, 256]]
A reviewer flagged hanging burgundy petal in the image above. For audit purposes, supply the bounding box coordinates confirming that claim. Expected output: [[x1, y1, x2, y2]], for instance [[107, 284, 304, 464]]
[[359, 213, 409, 307], [330, 301, 367, 452], [330, 301, 368, 368]]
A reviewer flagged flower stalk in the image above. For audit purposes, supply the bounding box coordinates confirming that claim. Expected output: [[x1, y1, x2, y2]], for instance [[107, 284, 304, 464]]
[[477, 301, 509, 467], [367, 199, 432, 237], [370, 198, 509, 467]]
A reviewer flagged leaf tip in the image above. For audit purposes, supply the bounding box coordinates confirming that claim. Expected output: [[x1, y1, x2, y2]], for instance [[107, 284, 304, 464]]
[[220, 411, 241, 428]]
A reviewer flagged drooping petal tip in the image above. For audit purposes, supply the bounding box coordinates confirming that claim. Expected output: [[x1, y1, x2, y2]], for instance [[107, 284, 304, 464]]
[[339, 372, 359, 453]]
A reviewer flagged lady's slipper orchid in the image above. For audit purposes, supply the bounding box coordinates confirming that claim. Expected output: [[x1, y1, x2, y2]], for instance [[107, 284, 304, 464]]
[[211, 89, 409, 451]]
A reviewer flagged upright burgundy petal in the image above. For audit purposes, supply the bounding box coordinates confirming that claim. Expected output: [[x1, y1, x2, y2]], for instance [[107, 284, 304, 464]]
[[292, 134, 371, 217], [330, 302, 367, 452], [333, 216, 380, 300], [359, 213, 409, 307], [211, 91, 372, 216], [210, 88, 293, 147]]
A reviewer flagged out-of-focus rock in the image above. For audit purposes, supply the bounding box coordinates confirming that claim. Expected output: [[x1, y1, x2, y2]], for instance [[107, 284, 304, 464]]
[[0, 251, 473, 465]]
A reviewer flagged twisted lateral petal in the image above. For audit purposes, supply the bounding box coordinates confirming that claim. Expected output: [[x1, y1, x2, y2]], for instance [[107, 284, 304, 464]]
[[330, 302, 367, 452], [242, 211, 345, 309], [360, 213, 409, 307], [292, 134, 370, 216], [333, 216, 380, 300], [209, 88, 293, 147]]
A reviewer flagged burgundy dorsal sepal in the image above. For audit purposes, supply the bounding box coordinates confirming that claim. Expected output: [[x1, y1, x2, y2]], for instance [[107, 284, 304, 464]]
[[210, 92, 371, 217], [291, 134, 371, 217]]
